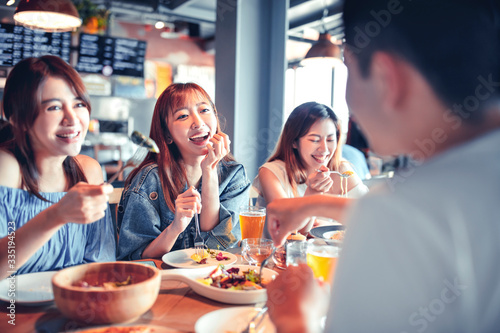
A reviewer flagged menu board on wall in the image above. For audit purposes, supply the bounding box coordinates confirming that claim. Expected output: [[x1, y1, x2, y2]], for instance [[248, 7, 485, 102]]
[[76, 33, 146, 77], [0, 23, 71, 66]]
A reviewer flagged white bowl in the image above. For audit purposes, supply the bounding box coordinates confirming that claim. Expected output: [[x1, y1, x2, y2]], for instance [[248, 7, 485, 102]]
[[161, 264, 278, 304]]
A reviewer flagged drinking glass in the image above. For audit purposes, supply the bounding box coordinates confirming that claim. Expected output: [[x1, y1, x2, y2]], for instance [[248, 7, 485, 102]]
[[272, 245, 286, 269], [241, 238, 274, 266], [239, 205, 266, 240], [306, 239, 340, 283], [286, 240, 308, 267]]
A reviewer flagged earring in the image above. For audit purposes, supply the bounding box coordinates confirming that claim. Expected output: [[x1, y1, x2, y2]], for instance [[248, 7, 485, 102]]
[[166, 137, 173, 144]]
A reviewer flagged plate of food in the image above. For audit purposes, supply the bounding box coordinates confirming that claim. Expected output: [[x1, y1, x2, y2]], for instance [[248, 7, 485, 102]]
[[195, 306, 276, 333], [162, 248, 237, 268], [160, 264, 278, 304], [309, 225, 345, 241], [0, 271, 56, 306]]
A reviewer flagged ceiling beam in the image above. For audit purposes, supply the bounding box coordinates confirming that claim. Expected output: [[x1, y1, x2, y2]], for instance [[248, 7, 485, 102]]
[[289, 2, 343, 31], [290, 0, 312, 7], [164, 0, 191, 10]]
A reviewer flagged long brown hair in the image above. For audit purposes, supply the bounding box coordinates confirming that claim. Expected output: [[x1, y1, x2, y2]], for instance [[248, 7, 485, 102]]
[[0, 56, 91, 199], [268, 102, 342, 195], [126, 83, 235, 211]]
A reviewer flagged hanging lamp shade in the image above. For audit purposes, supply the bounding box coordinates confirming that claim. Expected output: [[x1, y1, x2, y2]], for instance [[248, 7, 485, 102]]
[[301, 33, 343, 67], [14, 0, 82, 32]]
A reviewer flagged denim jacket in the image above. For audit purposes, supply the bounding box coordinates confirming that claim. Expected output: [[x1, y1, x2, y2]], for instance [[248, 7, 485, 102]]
[[116, 160, 251, 260]]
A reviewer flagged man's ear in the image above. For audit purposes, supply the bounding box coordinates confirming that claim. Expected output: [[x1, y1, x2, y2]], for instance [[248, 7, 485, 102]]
[[370, 52, 410, 115]]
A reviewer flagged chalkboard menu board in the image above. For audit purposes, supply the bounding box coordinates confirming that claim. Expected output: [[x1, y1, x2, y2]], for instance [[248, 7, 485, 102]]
[[76, 33, 146, 77], [0, 23, 71, 66]]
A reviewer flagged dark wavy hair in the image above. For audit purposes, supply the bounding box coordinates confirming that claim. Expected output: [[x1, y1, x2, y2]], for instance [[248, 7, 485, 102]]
[[0, 56, 91, 199], [267, 102, 342, 196], [343, 0, 500, 122], [125, 82, 235, 212]]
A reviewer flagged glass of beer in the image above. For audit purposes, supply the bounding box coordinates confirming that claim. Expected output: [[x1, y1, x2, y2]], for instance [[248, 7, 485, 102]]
[[239, 205, 266, 240], [306, 239, 340, 283], [241, 238, 274, 266]]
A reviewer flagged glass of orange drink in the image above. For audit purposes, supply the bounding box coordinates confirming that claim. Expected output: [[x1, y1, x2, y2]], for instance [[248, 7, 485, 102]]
[[239, 205, 266, 240], [306, 239, 340, 283]]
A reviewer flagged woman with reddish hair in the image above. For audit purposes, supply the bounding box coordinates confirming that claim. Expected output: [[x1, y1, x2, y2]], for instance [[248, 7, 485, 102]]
[[117, 83, 250, 259]]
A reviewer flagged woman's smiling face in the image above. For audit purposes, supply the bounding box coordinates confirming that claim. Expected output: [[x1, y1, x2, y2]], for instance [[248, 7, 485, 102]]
[[29, 76, 89, 158], [167, 91, 217, 160], [296, 118, 338, 174]]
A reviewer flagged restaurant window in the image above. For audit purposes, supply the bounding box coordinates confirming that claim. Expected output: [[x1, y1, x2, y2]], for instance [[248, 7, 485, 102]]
[[284, 62, 350, 136]]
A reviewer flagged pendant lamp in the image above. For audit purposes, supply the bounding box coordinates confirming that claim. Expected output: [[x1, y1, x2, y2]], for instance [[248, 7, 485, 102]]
[[14, 0, 82, 32], [301, 32, 343, 67]]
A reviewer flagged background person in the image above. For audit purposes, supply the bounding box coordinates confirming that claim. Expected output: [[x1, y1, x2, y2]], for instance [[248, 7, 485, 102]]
[[341, 143, 370, 180], [0, 56, 115, 280], [266, 0, 500, 332], [252, 102, 367, 231], [117, 83, 250, 260]]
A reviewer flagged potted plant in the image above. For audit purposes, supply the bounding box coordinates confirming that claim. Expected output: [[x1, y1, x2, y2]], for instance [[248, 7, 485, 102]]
[[74, 0, 109, 35]]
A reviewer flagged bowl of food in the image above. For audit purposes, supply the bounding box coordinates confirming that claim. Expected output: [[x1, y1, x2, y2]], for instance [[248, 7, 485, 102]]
[[52, 262, 161, 325], [161, 264, 278, 304]]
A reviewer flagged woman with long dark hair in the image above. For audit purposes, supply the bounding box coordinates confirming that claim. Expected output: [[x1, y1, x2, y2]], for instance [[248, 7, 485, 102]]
[[0, 56, 115, 279], [253, 102, 368, 213]]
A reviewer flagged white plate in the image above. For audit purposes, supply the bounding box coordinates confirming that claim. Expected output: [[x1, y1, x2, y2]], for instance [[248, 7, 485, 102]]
[[0, 271, 56, 306], [195, 306, 276, 333], [162, 249, 237, 268], [161, 264, 278, 304]]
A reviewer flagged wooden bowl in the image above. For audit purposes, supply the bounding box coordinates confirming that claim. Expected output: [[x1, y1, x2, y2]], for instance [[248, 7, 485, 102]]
[[52, 262, 160, 325]]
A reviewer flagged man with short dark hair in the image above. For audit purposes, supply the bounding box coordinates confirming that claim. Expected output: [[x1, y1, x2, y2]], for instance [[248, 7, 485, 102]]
[[266, 0, 500, 332]]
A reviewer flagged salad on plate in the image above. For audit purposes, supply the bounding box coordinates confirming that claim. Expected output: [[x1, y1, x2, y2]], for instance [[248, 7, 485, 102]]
[[197, 265, 264, 290]]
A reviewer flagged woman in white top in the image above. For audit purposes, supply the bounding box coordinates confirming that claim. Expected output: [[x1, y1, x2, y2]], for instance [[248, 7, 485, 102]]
[[253, 102, 368, 224]]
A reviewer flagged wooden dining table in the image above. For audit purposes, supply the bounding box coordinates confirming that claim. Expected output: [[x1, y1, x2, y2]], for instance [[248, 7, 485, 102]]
[[0, 250, 276, 333]]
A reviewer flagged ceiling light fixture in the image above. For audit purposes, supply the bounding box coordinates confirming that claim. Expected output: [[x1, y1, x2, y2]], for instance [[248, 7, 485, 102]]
[[301, 3, 343, 67], [155, 21, 165, 29], [14, 0, 82, 32], [300, 32, 343, 67]]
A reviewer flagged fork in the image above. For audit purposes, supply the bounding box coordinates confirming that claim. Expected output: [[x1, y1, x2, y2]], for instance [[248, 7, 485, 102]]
[[241, 306, 269, 333], [107, 146, 148, 183], [316, 169, 353, 178], [194, 213, 205, 257]]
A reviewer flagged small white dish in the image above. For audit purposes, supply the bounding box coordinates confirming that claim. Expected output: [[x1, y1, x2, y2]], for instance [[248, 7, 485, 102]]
[[195, 306, 276, 333], [162, 248, 237, 268], [0, 271, 56, 306], [161, 264, 278, 304]]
